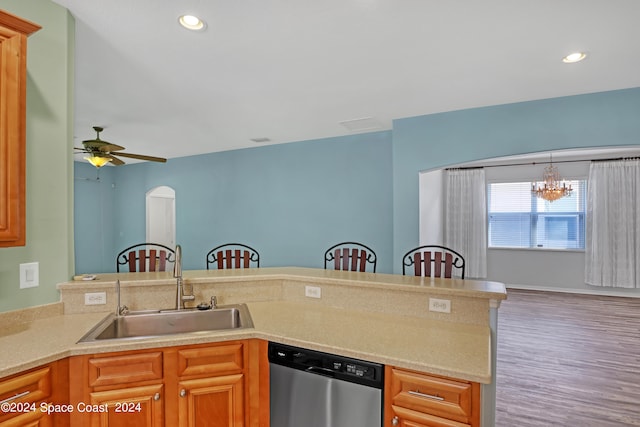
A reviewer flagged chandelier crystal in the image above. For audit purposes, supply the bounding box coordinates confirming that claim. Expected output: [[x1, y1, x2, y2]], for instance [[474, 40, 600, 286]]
[[531, 154, 573, 202]]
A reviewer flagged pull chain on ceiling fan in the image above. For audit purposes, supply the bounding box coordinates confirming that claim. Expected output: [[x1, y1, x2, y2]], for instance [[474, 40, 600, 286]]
[[74, 126, 167, 168]]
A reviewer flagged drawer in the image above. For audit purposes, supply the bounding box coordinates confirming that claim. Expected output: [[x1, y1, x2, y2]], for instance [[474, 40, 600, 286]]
[[88, 351, 163, 387], [0, 366, 51, 422], [389, 368, 477, 423], [392, 405, 471, 427], [177, 342, 245, 377]]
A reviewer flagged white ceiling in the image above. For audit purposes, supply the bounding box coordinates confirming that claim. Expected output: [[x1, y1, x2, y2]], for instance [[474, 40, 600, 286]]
[[53, 0, 640, 164]]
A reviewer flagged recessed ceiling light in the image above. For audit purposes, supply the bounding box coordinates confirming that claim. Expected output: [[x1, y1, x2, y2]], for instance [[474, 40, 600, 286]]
[[179, 15, 206, 31], [562, 52, 587, 63]]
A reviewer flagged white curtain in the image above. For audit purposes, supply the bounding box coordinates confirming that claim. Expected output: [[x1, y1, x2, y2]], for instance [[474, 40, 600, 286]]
[[445, 169, 487, 278], [585, 159, 640, 288]]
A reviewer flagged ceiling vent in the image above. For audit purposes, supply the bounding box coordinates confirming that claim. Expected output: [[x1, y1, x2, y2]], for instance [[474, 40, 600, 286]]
[[339, 117, 383, 132], [250, 137, 271, 143]]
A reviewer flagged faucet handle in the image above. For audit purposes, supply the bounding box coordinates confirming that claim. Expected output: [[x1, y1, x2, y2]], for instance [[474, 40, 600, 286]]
[[211, 296, 217, 309]]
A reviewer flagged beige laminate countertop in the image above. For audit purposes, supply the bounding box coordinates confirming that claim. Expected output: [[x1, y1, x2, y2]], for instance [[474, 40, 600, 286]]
[[1, 268, 504, 384]]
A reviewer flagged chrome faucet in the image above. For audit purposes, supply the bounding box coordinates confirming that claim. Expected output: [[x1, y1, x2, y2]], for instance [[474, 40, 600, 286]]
[[174, 244, 194, 310], [116, 280, 129, 316]]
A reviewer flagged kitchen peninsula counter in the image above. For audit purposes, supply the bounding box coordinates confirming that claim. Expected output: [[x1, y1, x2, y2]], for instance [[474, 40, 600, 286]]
[[0, 267, 506, 384]]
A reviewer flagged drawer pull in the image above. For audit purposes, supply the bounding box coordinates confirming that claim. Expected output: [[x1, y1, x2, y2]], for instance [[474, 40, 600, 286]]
[[392, 416, 399, 426], [408, 390, 444, 401], [180, 389, 187, 398], [0, 391, 30, 405], [154, 393, 160, 401]]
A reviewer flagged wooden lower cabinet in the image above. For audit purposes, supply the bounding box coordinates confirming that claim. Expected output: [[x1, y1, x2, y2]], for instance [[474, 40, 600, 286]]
[[384, 366, 480, 427], [69, 339, 266, 427]]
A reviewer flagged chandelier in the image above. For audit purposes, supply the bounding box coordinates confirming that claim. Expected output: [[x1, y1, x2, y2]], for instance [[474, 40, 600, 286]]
[[531, 154, 573, 202]]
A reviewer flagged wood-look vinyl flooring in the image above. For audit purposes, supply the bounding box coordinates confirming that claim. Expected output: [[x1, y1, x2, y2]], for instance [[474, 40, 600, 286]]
[[495, 289, 640, 427]]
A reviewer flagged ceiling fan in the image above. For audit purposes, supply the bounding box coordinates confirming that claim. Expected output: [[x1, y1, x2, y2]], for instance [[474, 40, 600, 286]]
[[75, 126, 167, 168]]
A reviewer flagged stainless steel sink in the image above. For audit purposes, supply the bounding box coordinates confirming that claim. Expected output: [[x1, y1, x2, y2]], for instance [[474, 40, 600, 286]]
[[78, 304, 254, 342]]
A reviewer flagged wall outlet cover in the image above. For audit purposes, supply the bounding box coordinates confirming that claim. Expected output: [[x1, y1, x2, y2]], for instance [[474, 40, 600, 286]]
[[85, 292, 107, 305], [429, 297, 451, 313], [305, 285, 322, 299]]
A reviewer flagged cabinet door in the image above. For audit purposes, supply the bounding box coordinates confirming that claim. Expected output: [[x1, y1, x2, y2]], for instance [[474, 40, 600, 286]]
[[178, 374, 244, 427], [89, 384, 163, 427], [0, 10, 40, 247]]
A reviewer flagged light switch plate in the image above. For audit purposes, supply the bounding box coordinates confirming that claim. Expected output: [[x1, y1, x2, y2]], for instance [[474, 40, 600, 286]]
[[19, 262, 39, 289]]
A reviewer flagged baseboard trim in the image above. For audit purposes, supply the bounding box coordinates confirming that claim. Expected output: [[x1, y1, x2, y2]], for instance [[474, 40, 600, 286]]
[[505, 283, 640, 298]]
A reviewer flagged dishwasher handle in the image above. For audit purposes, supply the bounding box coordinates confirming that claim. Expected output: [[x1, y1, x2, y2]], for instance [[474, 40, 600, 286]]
[[306, 366, 336, 378]]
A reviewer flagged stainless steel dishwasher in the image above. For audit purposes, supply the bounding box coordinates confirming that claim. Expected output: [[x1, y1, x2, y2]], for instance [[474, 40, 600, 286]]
[[268, 342, 384, 427]]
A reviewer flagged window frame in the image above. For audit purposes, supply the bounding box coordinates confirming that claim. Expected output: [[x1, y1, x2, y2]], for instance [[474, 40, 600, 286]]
[[487, 178, 587, 252]]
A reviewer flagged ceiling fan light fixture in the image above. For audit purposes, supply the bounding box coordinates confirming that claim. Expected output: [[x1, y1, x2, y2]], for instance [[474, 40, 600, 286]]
[[179, 15, 206, 31], [84, 155, 112, 168], [562, 52, 587, 63]]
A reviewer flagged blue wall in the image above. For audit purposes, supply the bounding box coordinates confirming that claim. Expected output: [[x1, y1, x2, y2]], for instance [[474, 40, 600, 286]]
[[392, 88, 640, 271], [75, 87, 640, 275], [75, 131, 394, 273]]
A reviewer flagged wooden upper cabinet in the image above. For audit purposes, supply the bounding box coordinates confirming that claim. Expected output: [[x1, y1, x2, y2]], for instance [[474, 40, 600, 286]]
[[0, 10, 40, 247]]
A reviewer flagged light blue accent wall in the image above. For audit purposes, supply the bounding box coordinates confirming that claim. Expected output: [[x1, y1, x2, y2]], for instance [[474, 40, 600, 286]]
[[392, 88, 640, 272], [74, 88, 640, 278], [74, 131, 394, 273], [74, 163, 117, 274]]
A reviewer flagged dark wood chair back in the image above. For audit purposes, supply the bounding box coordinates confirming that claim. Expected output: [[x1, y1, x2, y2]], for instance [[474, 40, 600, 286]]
[[116, 243, 175, 273], [206, 243, 260, 269], [324, 242, 377, 273], [402, 245, 465, 279]]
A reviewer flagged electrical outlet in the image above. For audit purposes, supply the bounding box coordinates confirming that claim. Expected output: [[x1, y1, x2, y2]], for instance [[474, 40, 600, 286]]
[[305, 285, 322, 299], [19, 262, 39, 289], [429, 298, 451, 313], [85, 292, 107, 305]]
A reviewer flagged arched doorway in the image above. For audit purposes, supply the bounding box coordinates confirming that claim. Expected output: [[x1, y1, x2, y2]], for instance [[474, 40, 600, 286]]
[[146, 186, 175, 248]]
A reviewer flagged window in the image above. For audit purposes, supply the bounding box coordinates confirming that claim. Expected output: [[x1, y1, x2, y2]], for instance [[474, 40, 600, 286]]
[[488, 180, 586, 249]]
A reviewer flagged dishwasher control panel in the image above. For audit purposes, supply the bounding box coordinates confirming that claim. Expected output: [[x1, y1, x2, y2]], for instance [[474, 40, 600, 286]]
[[268, 342, 383, 389]]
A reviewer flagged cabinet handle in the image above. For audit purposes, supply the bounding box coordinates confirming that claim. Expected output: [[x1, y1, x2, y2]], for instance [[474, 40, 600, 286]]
[[180, 389, 187, 398], [408, 390, 444, 401], [392, 415, 399, 426], [154, 393, 160, 401], [0, 391, 30, 405]]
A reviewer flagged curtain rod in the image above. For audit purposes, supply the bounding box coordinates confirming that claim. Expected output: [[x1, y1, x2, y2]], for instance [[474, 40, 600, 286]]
[[445, 156, 640, 171]]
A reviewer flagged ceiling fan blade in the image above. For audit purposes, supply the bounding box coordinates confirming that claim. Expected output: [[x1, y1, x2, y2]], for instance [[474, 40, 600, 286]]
[[82, 141, 125, 152], [104, 154, 125, 166], [113, 152, 167, 163]]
